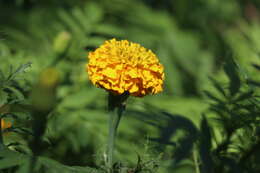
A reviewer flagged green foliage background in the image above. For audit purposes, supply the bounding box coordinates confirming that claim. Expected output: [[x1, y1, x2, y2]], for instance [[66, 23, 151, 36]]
[[0, 0, 260, 172]]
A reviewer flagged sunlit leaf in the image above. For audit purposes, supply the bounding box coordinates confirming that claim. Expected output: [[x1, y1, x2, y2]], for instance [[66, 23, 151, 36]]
[[0, 149, 27, 169]]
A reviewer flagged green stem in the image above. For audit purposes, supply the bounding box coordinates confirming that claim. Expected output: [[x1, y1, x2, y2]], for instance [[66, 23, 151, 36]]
[[193, 149, 200, 173], [107, 102, 125, 170], [106, 92, 128, 172]]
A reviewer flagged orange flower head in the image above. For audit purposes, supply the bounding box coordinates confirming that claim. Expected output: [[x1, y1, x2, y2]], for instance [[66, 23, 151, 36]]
[[1, 119, 11, 131], [86, 39, 164, 97]]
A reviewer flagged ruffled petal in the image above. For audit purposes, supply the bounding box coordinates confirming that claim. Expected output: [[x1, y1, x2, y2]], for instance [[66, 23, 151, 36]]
[[87, 39, 165, 97]]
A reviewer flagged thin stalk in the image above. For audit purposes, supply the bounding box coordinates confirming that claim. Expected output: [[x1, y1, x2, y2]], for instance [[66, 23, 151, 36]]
[[193, 149, 200, 173], [107, 104, 125, 171]]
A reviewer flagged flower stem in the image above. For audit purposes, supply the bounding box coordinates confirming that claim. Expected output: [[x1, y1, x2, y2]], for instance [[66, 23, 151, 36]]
[[107, 93, 128, 171], [193, 149, 200, 173], [107, 105, 124, 170]]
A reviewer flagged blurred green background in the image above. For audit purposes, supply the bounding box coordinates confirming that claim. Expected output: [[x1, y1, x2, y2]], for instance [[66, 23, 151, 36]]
[[0, 0, 260, 173]]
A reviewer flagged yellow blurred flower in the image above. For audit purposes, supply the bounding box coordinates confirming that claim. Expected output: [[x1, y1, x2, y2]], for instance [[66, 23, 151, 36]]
[[87, 39, 164, 97], [1, 119, 11, 131], [39, 68, 60, 88]]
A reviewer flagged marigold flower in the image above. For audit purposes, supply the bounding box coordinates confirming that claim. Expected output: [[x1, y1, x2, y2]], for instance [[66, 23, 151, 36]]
[[1, 119, 11, 131], [87, 39, 165, 97]]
